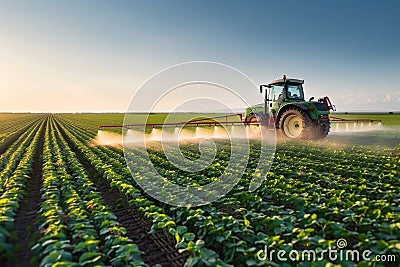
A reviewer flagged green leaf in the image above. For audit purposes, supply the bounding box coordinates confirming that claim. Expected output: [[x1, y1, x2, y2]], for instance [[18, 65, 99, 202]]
[[183, 232, 195, 241], [52, 262, 77, 267], [177, 226, 188, 235], [41, 251, 62, 266], [79, 252, 103, 265], [199, 248, 218, 259], [164, 220, 176, 228]]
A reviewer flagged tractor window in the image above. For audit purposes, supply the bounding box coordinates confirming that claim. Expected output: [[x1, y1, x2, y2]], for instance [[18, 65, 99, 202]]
[[271, 84, 284, 101], [287, 84, 304, 100]]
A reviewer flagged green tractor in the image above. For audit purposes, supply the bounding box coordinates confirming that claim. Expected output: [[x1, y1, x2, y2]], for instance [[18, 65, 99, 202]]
[[245, 75, 335, 139]]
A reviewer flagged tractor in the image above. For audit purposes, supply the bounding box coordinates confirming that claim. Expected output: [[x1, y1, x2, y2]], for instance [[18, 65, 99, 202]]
[[244, 75, 335, 139]]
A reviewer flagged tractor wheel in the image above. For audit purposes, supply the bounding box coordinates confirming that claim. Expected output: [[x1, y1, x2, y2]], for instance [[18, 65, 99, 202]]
[[313, 122, 330, 139], [245, 113, 265, 136], [279, 109, 313, 139], [245, 113, 264, 125]]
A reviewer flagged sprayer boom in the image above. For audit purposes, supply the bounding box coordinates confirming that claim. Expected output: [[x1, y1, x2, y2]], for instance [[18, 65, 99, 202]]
[[97, 113, 258, 130], [98, 113, 382, 133]]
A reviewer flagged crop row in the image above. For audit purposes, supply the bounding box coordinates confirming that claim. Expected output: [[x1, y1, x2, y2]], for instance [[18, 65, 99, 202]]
[[30, 116, 147, 267], [0, 117, 47, 194], [0, 114, 39, 134], [0, 114, 44, 150], [54, 116, 232, 266], [0, 117, 45, 260]]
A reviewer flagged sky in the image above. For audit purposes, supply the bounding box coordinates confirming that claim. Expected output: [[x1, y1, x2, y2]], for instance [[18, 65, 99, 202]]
[[0, 0, 399, 112]]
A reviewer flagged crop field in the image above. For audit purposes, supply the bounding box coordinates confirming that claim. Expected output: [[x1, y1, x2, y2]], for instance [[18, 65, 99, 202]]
[[0, 113, 399, 267]]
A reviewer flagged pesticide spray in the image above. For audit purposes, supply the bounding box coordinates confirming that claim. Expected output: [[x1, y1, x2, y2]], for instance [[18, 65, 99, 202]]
[[92, 130, 123, 146], [330, 121, 382, 133], [93, 123, 265, 147]]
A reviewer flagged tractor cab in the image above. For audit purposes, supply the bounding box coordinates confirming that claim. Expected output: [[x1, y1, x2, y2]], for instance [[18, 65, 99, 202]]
[[265, 76, 305, 115]]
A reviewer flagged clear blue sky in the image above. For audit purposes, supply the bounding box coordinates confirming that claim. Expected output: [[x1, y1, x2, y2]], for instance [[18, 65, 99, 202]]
[[0, 0, 399, 112]]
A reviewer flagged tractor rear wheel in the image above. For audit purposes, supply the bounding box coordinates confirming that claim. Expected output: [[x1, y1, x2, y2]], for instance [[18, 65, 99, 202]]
[[279, 109, 313, 139]]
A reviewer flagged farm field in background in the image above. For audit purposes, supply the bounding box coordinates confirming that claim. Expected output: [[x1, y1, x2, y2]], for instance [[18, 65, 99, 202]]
[[331, 113, 400, 127], [0, 113, 399, 266]]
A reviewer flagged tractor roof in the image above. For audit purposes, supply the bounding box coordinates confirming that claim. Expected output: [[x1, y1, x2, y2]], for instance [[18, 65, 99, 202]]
[[268, 78, 304, 86]]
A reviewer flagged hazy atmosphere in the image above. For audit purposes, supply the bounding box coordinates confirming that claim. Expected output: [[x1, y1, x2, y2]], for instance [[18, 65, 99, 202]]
[[1, 0, 399, 112]]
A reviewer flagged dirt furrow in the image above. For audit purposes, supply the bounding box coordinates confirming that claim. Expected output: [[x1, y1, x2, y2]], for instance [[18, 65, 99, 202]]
[[94, 177, 188, 266]]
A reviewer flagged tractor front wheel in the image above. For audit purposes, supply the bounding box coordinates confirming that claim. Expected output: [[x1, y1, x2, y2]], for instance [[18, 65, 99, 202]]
[[279, 109, 313, 139], [245, 113, 265, 125]]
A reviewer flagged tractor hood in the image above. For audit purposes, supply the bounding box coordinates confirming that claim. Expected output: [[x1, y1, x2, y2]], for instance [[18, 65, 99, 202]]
[[246, 103, 264, 116]]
